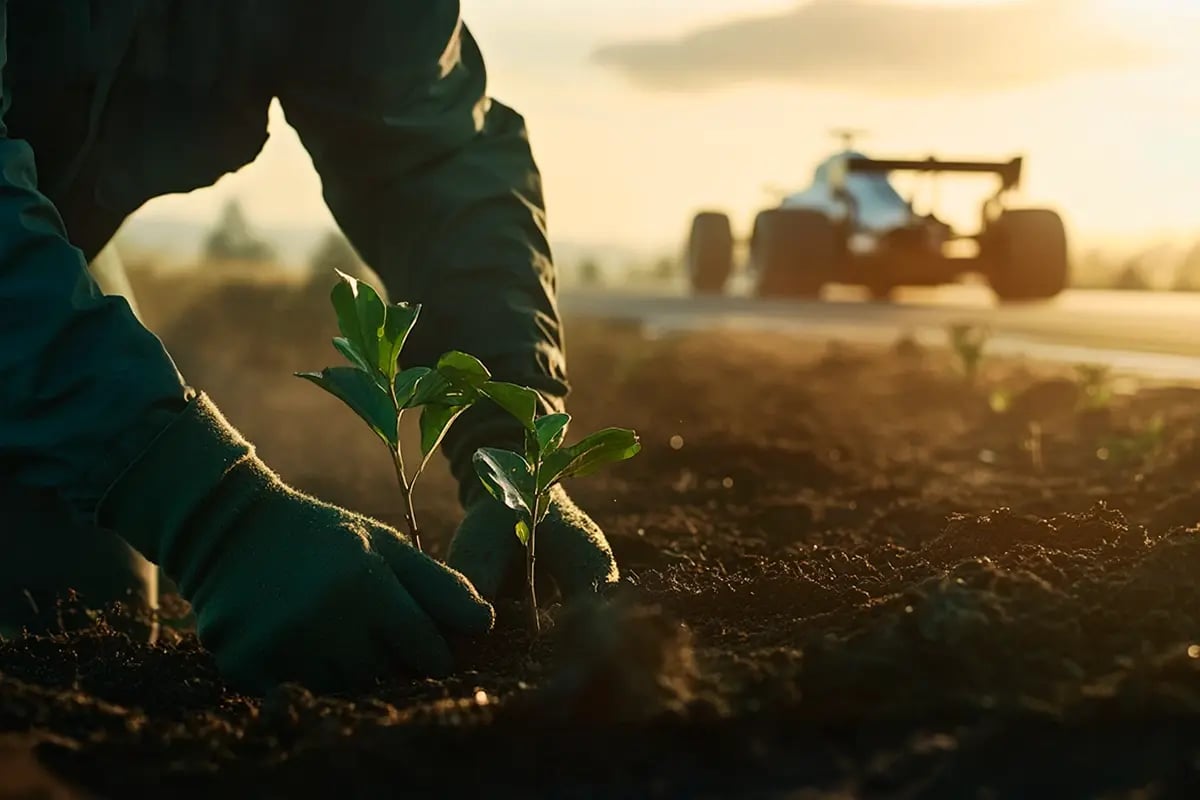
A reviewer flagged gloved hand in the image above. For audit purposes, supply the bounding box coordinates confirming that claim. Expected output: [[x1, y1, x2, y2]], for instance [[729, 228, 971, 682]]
[[96, 394, 494, 693], [447, 483, 619, 601]]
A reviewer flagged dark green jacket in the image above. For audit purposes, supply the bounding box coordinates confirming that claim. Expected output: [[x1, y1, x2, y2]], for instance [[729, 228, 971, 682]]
[[0, 0, 567, 514]]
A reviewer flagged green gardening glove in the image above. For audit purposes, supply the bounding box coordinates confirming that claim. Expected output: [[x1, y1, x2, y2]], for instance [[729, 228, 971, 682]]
[[447, 484, 619, 601], [96, 394, 494, 693], [440, 396, 620, 602]]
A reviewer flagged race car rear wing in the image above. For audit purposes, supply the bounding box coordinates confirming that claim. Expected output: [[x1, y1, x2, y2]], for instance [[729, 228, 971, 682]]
[[844, 155, 1024, 191]]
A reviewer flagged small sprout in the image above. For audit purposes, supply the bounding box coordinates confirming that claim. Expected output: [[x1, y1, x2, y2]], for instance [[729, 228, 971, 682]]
[[947, 324, 990, 385], [1074, 363, 1114, 411], [473, 389, 640, 634], [297, 271, 490, 551]]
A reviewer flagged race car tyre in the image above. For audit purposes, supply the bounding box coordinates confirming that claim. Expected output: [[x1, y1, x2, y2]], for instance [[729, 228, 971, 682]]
[[752, 209, 835, 299], [686, 211, 734, 294], [986, 209, 1069, 301]]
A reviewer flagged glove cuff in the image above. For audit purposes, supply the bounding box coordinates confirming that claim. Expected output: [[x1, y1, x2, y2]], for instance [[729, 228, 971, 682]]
[[95, 393, 260, 564]]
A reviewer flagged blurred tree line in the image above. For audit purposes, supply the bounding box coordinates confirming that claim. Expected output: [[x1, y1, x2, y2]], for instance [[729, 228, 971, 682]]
[[1073, 241, 1200, 292], [202, 197, 376, 286], [203, 199, 276, 264]]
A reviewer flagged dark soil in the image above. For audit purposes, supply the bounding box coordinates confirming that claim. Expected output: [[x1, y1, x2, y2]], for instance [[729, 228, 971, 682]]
[[6, 276, 1200, 799]]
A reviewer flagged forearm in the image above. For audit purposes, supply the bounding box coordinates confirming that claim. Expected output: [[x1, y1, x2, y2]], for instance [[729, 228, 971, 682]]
[[281, 17, 568, 490], [374, 99, 566, 397], [411, 135, 569, 493], [345, 99, 569, 490], [0, 138, 189, 514]]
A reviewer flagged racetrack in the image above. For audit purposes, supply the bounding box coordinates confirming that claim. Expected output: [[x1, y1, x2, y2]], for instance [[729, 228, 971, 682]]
[[561, 285, 1200, 380]]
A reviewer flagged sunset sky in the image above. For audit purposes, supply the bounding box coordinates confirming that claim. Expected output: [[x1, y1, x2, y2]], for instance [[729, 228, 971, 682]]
[[139, 0, 1200, 253]]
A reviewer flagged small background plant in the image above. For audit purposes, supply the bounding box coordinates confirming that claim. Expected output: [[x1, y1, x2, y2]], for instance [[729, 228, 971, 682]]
[[1074, 363, 1114, 411], [472, 386, 640, 633], [947, 323, 991, 385]]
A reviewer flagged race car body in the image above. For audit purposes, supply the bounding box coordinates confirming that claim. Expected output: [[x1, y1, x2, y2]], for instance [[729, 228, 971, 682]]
[[685, 149, 1069, 302]]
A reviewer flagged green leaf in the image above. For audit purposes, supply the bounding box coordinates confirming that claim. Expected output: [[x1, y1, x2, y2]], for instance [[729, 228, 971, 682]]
[[297, 367, 399, 447], [481, 382, 539, 431], [379, 303, 421, 382], [473, 448, 535, 522], [409, 370, 452, 407], [540, 427, 641, 491], [394, 366, 432, 408], [514, 519, 532, 547], [436, 351, 492, 392], [332, 337, 373, 374], [535, 413, 571, 455], [401, 352, 493, 411], [331, 271, 387, 380], [405, 351, 490, 411], [415, 403, 469, 479], [409, 370, 474, 409]]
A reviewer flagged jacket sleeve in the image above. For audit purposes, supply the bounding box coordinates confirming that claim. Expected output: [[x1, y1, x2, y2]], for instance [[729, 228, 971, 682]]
[[275, 1, 568, 486], [0, 5, 190, 517]]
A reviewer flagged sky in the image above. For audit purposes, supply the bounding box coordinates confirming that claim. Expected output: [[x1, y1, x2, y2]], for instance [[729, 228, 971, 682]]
[[138, 0, 1200, 254]]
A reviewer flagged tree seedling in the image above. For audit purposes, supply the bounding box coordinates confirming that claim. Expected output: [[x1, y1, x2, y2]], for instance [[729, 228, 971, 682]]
[[472, 385, 640, 634], [947, 324, 990, 385], [297, 271, 492, 551]]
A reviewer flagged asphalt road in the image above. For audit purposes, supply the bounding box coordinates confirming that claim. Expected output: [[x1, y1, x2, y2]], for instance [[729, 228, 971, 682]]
[[560, 285, 1200, 380]]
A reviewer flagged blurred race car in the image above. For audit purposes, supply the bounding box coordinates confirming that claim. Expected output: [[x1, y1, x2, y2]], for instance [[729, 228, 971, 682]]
[[685, 149, 1069, 302]]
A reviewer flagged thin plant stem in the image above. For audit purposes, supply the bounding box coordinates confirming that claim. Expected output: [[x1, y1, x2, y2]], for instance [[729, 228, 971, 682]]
[[527, 499, 541, 636], [527, 455, 543, 636], [387, 385, 422, 553], [390, 445, 423, 552]]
